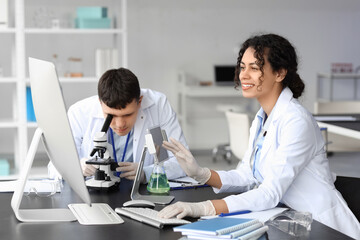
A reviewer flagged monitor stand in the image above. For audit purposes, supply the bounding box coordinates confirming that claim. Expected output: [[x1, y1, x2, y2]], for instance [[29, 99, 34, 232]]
[[11, 128, 124, 225], [130, 146, 174, 205], [11, 128, 77, 222]]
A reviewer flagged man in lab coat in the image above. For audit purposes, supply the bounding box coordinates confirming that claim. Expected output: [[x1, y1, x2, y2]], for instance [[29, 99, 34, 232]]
[[64, 68, 186, 182]]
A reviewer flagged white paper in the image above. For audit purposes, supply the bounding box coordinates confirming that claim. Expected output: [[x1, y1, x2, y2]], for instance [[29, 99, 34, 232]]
[[0, 179, 61, 193], [0, 180, 18, 192], [171, 176, 199, 184], [201, 207, 288, 223], [228, 207, 288, 223]]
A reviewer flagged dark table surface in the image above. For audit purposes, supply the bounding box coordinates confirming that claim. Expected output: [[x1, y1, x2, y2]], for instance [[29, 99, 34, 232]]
[[0, 179, 354, 240], [314, 114, 360, 131]]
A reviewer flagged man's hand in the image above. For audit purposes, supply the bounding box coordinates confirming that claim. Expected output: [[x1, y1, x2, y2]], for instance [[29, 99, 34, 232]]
[[116, 162, 145, 183], [80, 158, 98, 177]]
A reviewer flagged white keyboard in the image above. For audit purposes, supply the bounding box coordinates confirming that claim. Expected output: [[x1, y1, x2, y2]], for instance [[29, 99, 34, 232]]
[[115, 207, 190, 229], [68, 203, 124, 225]]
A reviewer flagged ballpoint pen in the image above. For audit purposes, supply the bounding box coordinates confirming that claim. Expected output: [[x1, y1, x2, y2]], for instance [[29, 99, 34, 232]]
[[219, 210, 252, 217], [170, 184, 209, 190]]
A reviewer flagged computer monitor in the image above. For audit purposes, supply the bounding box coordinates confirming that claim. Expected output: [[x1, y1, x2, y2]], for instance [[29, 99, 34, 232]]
[[215, 65, 236, 86], [11, 58, 122, 224]]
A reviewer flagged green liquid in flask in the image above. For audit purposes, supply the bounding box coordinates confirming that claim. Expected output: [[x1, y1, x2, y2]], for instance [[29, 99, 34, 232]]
[[147, 173, 170, 194]]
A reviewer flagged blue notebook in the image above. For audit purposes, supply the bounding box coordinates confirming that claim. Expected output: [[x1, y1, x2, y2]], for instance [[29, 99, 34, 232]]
[[173, 217, 260, 236]]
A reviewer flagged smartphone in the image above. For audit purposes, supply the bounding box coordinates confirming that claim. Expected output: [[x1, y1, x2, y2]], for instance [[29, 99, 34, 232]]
[[147, 126, 169, 162]]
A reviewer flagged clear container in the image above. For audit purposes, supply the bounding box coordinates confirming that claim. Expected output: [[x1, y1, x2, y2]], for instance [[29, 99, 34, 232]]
[[66, 57, 83, 77], [147, 162, 170, 194], [266, 210, 312, 237]]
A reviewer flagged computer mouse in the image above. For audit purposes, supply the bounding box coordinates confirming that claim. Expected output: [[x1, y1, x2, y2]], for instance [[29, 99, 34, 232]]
[[122, 199, 155, 208]]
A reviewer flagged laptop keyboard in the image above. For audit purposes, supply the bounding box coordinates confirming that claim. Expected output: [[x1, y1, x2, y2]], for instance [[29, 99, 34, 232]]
[[115, 207, 190, 228]]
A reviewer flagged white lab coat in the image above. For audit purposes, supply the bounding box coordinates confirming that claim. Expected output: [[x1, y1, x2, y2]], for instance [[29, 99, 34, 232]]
[[214, 87, 360, 239], [63, 88, 187, 181]]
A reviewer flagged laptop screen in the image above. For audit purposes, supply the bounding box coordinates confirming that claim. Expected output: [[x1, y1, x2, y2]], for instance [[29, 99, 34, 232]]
[[215, 65, 236, 86]]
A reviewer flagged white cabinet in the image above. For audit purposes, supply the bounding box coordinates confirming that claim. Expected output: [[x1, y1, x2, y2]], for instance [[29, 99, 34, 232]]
[[0, 0, 127, 179], [177, 72, 258, 150]]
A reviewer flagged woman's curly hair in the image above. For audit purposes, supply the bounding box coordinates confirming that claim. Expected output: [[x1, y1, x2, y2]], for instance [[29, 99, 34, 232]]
[[234, 33, 305, 99]]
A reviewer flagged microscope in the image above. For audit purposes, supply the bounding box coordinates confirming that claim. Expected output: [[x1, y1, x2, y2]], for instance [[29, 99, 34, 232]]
[[85, 114, 120, 189]]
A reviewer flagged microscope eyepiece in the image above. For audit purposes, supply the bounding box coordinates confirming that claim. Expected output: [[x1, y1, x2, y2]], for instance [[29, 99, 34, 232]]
[[101, 114, 113, 132]]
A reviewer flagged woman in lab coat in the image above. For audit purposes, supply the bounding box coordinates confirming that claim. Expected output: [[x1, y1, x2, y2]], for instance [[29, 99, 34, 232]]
[[159, 34, 360, 239]]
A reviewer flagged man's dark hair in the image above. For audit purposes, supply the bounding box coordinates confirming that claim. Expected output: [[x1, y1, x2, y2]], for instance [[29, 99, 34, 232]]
[[98, 68, 141, 109]]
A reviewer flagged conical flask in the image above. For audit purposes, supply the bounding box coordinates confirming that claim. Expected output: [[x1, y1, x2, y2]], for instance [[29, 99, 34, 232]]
[[147, 161, 170, 194]]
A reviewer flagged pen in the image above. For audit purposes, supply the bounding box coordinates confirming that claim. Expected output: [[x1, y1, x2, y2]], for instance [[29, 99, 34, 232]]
[[219, 210, 251, 217], [170, 184, 209, 190]]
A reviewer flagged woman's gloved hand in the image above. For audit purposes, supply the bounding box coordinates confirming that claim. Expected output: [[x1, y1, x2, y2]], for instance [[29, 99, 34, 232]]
[[158, 200, 216, 219], [162, 137, 211, 184]]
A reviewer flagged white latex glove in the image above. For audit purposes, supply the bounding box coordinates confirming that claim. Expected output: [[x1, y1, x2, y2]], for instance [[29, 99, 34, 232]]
[[80, 158, 98, 177], [116, 162, 145, 183], [162, 137, 211, 184], [158, 201, 216, 219]]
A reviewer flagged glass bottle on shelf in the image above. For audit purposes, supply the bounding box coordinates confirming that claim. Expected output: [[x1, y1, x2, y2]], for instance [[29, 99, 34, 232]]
[[65, 57, 83, 77]]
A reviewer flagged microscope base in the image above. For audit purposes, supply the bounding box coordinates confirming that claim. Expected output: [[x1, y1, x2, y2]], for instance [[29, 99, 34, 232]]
[[86, 177, 120, 189]]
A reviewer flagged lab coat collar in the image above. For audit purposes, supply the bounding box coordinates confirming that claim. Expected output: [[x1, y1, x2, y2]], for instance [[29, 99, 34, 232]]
[[271, 87, 294, 122], [256, 87, 294, 161], [254, 87, 293, 124]]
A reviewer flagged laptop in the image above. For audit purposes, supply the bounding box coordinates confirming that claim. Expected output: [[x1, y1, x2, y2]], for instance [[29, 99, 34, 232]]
[[215, 65, 236, 86]]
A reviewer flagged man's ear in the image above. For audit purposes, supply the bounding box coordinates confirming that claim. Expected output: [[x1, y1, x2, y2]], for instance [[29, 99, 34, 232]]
[[276, 68, 287, 82], [138, 96, 143, 105]]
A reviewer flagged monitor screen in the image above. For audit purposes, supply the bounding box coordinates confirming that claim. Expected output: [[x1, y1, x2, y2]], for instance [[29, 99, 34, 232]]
[[215, 65, 236, 86], [28, 57, 91, 205]]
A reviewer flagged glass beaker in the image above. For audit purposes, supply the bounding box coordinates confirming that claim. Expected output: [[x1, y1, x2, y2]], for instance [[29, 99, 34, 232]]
[[147, 162, 170, 194]]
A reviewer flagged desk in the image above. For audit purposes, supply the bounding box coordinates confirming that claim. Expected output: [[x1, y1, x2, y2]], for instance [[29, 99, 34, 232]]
[[0, 179, 353, 240], [316, 114, 360, 140]]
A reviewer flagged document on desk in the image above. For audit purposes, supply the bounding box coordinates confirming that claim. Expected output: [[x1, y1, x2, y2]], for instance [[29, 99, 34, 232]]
[[169, 176, 206, 189], [0, 180, 18, 192], [201, 207, 288, 223], [0, 179, 62, 193]]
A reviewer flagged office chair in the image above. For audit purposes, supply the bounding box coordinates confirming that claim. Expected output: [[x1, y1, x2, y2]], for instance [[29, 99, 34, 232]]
[[334, 176, 360, 222], [212, 111, 250, 163]]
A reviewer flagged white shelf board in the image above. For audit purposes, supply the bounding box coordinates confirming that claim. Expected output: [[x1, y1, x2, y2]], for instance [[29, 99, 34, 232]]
[[0, 121, 18, 128], [25, 77, 99, 84], [181, 85, 242, 97], [317, 73, 360, 79], [0, 28, 16, 33], [59, 77, 99, 83], [0, 77, 17, 83], [25, 28, 124, 34]]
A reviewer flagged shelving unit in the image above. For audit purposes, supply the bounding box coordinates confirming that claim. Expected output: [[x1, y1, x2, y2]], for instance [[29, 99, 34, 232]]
[[177, 72, 257, 150], [0, 0, 128, 179], [317, 72, 360, 101]]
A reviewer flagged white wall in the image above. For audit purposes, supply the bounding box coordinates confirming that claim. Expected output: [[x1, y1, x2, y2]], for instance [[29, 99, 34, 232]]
[[1, 0, 360, 154], [126, 0, 360, 112]]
